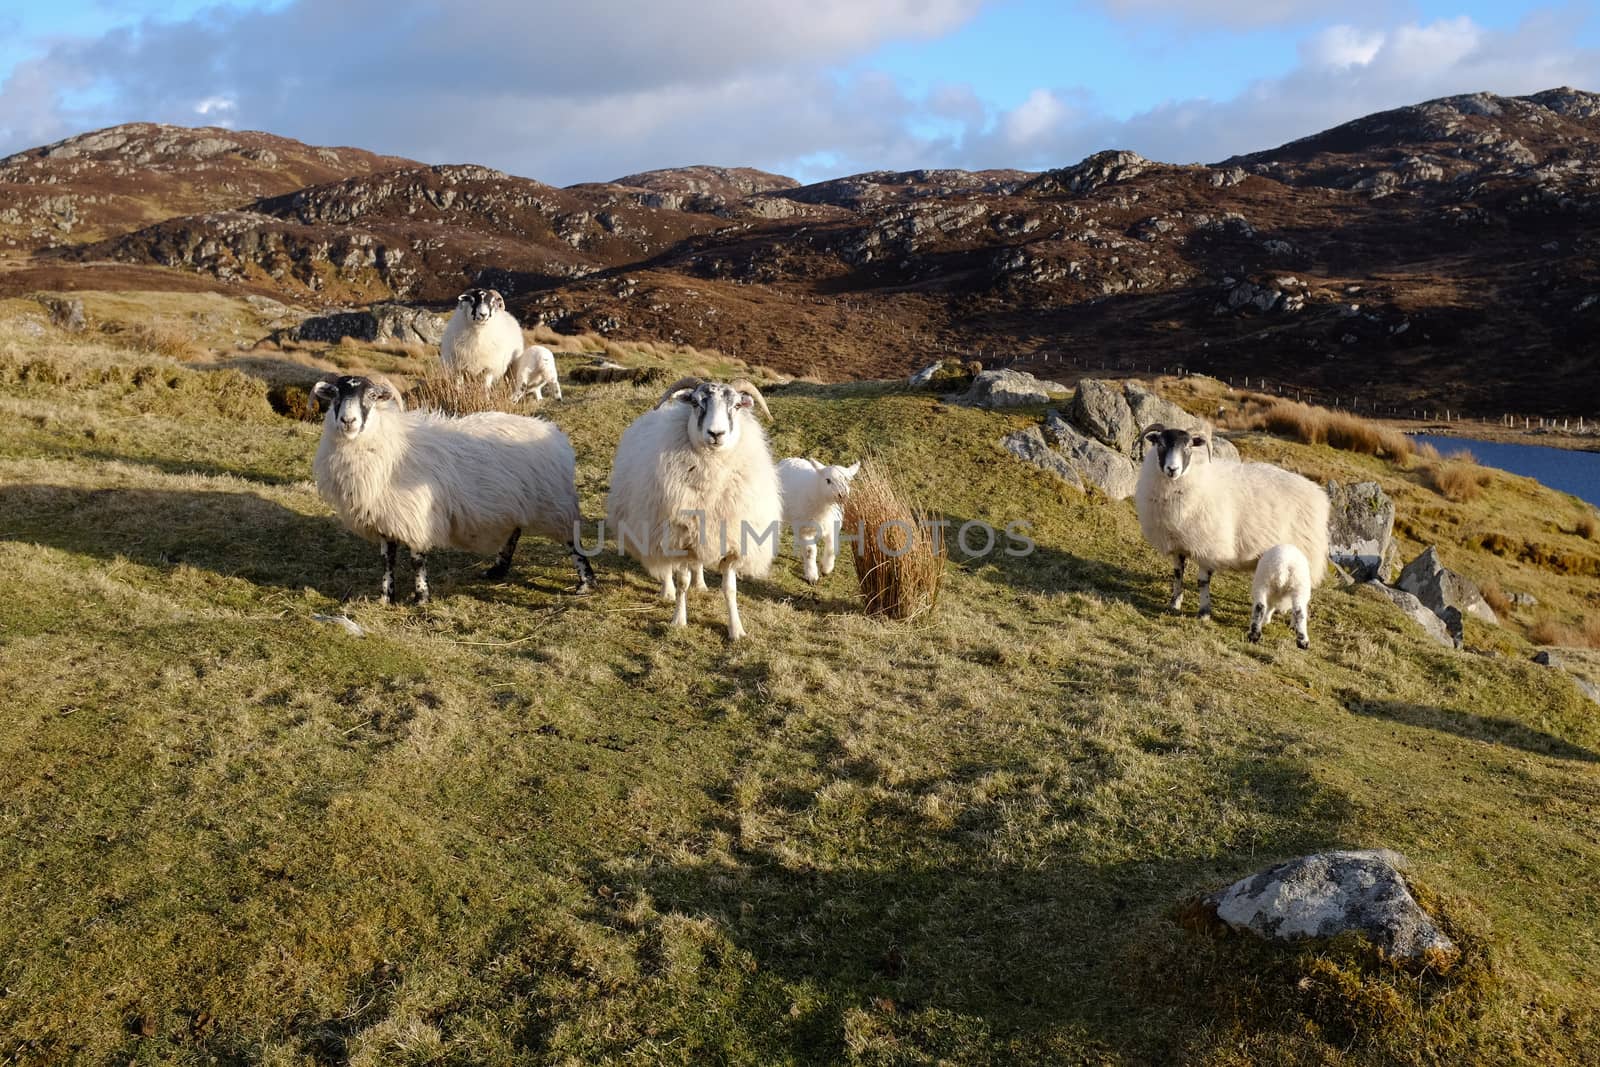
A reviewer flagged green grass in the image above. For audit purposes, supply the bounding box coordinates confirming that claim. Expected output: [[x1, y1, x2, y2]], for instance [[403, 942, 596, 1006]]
[[1, 295, 1599, 1064]]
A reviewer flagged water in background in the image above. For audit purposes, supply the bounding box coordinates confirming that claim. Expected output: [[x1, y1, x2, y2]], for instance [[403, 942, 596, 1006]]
[[1412, 434, 1600, 510]]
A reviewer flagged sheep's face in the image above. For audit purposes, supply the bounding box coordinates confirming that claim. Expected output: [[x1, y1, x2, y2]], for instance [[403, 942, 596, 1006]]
[[457, 288, 505, 324], [810, 459, 861, 503], [677, 382, 753, 453], [1143, 426, 1210, 480], [313, 375, 398, 439]]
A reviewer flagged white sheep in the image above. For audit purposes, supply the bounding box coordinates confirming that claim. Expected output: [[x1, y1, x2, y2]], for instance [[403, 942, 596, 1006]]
[[606, 376, 780, 640], [777, 457, 860, 584], [1135, 424, 1328, 619], [1249, 544, 1312, 649], [312, 374, 594, 603], [439, 288, 525, 393], [510, 344, 561, 402]]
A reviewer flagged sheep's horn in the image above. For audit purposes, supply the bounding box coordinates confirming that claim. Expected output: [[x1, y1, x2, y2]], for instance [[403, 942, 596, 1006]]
[[653, 375, 705, 408], [730, 378, 772, 421], [1141, 422, 1166, 438]]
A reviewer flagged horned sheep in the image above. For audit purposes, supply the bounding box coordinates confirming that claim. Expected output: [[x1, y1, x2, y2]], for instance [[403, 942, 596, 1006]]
[[606, 376, 780, 640], [1134, 424, 1328, 618], [311, 374, 594, 604], [440, 288, 526, 394]]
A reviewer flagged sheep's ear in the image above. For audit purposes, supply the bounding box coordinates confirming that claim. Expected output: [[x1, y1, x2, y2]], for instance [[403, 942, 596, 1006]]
[[808, 458, 823, 472], [1191, 430, 1212, 451], [311, 380, 338, 409], [844, 461, 860, 477]]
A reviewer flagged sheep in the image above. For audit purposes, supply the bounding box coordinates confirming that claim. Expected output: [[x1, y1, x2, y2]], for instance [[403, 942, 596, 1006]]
[[606, 376, 780, 640], [777, 456, 860, 584], [1135, 424, 1328, 619], [510, 344, 561, 402], [311, 374, 594, 604], [439, 288, 525, 393], [1249, 544, 1312, 649]]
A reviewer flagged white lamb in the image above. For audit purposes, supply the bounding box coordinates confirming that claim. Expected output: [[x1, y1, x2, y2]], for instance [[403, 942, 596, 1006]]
[[1135, 424, 1328, 619], [439, 288, 525, 394], [777, 457, 860, 584], [510, 344, 561, 401], [606, 376, 780, 640], [1249, 544, 1312, 649], [311, 374, 594, 604]]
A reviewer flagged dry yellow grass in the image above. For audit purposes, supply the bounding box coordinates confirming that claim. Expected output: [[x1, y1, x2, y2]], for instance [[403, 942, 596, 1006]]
[[1479, 579, 1512, 618], [1228, 398, 1413, 461], [404, 366, 524, 416], [1528, 615, 1600, 649], [1423, 451, 1493, 503], [841, 462, 945, 621], [1577, 512, 1598, 540]]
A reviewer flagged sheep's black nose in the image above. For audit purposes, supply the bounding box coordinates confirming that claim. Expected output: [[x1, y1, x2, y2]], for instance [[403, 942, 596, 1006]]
[[706, 429, 725, 445]]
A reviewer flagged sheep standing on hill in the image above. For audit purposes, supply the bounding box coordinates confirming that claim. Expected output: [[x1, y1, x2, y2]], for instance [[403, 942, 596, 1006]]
[[607, 376, 780, 640], [440, 288, 525, 393], [511, 344, 561, 402], [312, 374, 593, 604], [1135, 424, 1328, 619], [777, 457, 860, 584], [1249, 544, 1312, 649]]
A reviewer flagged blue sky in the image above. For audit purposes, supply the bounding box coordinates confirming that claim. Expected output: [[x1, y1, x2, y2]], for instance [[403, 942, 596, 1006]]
[[1, 1, 1595, 184]]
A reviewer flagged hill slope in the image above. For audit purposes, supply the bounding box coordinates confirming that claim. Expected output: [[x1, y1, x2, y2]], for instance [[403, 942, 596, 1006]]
[[0, 295, 1597, 1062]]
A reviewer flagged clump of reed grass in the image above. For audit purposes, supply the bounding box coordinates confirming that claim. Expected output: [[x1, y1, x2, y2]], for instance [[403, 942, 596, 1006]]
[[405, 367, 523, 416], [1230, 397, 1413, 461], [840, 462, 945, 621], [1422, 450, 1492, 503]]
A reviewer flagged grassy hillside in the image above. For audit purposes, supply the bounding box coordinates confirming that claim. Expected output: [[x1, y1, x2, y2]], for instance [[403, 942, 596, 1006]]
[[1, 294, 1598, 1064]]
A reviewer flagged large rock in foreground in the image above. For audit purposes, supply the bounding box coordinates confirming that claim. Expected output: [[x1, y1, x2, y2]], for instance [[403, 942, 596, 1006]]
[[1207, 849, 1455, 960], [959, 368, 1066, 408], [1071, 378, 1139, 455], [1000, 426, 1085, 491], [1398, 546, 1498, 626], [1327, 481, 1399, 582]]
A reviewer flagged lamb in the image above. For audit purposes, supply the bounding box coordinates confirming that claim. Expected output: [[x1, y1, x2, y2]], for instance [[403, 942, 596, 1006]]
[[1135, 424, 1328, 619], [777, 457, 860, 584], [1249, 544, 1312, 649], [439, 288, 525, 393], [510, 344, 561, 402], [606, 376, 780, 640], [311, 374, 594, 604]]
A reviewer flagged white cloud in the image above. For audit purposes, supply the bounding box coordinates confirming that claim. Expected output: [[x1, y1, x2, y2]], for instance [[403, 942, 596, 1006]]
[[1088, 0, 1391, 30]]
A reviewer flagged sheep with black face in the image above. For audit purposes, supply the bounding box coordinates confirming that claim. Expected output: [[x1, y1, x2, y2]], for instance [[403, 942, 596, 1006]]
[[1134, 423, 1328, 619], [606, 376, 780, 640], [311, 374, 593, 604], [440, 288, 526, 394]]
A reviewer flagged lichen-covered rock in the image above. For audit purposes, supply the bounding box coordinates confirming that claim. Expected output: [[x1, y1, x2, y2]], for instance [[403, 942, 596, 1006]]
[[1044, 410, 1139, 500], [288, 303, 445, 346], [1120, 380, 1239, 462], [1327, 481, 1399, 582], [1398, 545, 1498, 626], [959, 368, 1064, 408], [1071, 378, 1138, 455], [1001, 426, 1084, 491], [1363, 581, 1460, 649], [1206, 849, 1455, 960]]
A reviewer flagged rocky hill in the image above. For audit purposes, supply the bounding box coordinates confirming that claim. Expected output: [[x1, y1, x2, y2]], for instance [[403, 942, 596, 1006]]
[[11, 89, 1600, 414]]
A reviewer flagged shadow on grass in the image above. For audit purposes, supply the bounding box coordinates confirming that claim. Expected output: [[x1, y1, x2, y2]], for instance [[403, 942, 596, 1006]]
[[1341, 694, 1598, 763], [0, 484, 580, 604]]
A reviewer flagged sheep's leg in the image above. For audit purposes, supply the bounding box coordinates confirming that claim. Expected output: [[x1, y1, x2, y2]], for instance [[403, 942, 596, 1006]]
[[819, 524, 837, 577], [380, 540, 399, 605], [551, 380, 562, 401], [1197, 569, 1213, 620], [412, 551, 430, 605], [532, 383, 544, 401], [484, 527, 520, 580], [723, 565, 745, 641], [569, 543, 595, 594], [692, 564, 707, 590], [661, 572, 677, 602], [801, 536, 820, 585], [1248, 602, 1265, 643], [1168, 554, 1186, 611], [1292, 602, 1310, 650], [672, 566, 690, 627], [479, 370, 495, 396]]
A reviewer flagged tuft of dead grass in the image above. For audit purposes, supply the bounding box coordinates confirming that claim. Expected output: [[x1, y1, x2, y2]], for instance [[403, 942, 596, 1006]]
[[405, 367, 525, 416], [1577, 512, 1598, 540], [1479, 579, 1512, 618], [1423, 451, 1493, 503], [1528, 615, 1600, 649], [1229, 398, 1413, 461], [840, 462, 945, 621]]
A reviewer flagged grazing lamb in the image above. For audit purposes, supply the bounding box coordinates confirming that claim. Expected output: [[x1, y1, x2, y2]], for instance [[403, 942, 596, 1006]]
[[440, 288, 525, 393], [1135, 424, 1328, 619], [510, 344, 561, 402], [607, 376, 780, 640], [1249, 544, 1312, 649], [777, 457, 860, 584], [311, 374, 594, 604]]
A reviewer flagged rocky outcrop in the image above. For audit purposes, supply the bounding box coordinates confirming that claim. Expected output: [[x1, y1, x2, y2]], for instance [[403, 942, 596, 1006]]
[[1001, 425, 1085, 492], [1206, 849, 1455, 961], [958, 368, 1066, 408], [1398, 546, 1498, 626], [1327, 481, 1399, 582], [1363, 582, 1460, 649], [1044, 410, 1139, 499], [1071, 378, 1139, 455], [286, 303, 446, 346]]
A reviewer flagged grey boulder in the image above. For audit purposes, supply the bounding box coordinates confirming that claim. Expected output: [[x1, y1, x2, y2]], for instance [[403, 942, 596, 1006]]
[[1207, 849, 1455, 960], [1118, 379, 1239, 462], [1045, 409, 1139, 500], [1071, 378, 1139, 455], [1398, 546, 1498, 626], [1363, 582, 1460, 649], [1001, 426, 1085, 491], [960, 368, 1065, 408], [1327, 481, 1399, 582], [288, 303, 447, 347]]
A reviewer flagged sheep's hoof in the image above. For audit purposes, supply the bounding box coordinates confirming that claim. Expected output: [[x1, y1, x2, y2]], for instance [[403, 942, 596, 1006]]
[[1197, 609, 1212, 622], [414, 592, 430, 606], [482, 563, 511, 580], [573, 579, 594, 595], [1167, 597, 1183, 612], [1247, 629, 1261, 643], [727, 627, 746, 642]]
